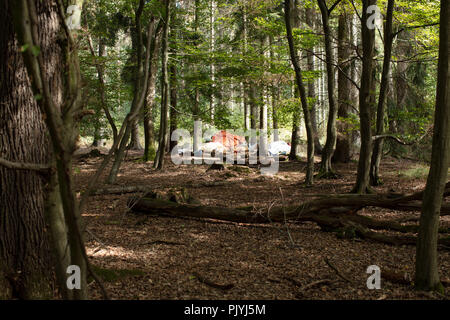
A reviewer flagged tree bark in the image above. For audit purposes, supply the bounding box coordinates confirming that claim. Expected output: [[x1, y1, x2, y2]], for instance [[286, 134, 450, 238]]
[[285, 0, 315, 185], [169, 62, 178, 151], [352, 0, 377, 194], [370, 0, 394, 186], [143, 25, 162, 162], [128, 118, 143, 150], [0, 1, 55, 298], [334, 11, 352, 163], [154, 0, 171, 170], [108, 2, 156, 182], [305, 7, 322, 155], [415, 0, 450, 292], [317, 0, 338, 177]]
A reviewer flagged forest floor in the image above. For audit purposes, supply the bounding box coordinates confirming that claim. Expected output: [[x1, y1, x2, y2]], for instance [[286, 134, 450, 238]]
[[73, 148, 450, 300]]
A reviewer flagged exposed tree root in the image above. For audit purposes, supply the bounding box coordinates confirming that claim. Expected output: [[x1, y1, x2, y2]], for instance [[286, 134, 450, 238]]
[[192, 272, 234, 291], [315, 170, 340, 180]]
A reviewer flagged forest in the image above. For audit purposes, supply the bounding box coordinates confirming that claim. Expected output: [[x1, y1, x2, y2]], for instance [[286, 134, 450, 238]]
[[0, 0, 449, 301]]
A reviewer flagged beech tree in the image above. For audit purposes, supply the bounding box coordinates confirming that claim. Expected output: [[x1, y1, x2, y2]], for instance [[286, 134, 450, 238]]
[[352, 0, 377, 194], [415, 0, 450, 292], [284, 0, 315, 186]]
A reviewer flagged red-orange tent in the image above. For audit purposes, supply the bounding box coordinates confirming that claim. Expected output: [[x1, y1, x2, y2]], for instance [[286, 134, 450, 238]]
[[211, 130, 246, 151]]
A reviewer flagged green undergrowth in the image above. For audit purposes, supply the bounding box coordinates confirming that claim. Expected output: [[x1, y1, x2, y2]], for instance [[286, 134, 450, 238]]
[[90, 265, 146, 283]]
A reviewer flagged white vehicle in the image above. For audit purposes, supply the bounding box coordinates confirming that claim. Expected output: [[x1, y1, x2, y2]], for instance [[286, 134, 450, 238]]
[[268, 140, 291, 156]]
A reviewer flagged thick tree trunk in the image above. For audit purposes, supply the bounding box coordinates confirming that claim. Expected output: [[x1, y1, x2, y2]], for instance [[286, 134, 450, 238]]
[[0, 2, 55, 299], [128, 118, 143, 150], [352, 0, 377, 194], [415, 0, 450, 292]]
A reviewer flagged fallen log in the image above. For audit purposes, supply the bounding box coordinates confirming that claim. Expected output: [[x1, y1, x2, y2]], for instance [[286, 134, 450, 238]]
[[381, 269, 450, 287], [90, 185, 152, 195], [128, 186, 450, 247]]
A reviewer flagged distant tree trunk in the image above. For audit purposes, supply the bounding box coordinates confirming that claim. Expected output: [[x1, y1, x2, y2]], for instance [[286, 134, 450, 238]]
[[209, 0, 216, 123], [88, 36, 118, 147], [192, 0, 201, 154], [143, 26, 162, 162], [305, 7, 322, 154], [128, 119, 143, 150], [154, 0, 171, 170], [352, 0, 377, 194], [269, 36, 280, 142], [370, 0, 394, 186], [415, 0, 450, 292], [285, 0, 314, 186], [249, 85, 258, 146], [241, 4, 251, 133], [272, 86, 280, 141], [288, 0, 302, 161], [169, 63, 178, 151], [91, 40, 106, 148], [334, 11, 352, 163], [108, 2, 156, 182], [243, 82, 250, 131], [317, 0, 338, 177], [289, 86, 301, 160]]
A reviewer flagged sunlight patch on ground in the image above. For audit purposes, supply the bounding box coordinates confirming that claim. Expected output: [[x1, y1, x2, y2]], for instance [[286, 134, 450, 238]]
[[87, 245, 159, 259]]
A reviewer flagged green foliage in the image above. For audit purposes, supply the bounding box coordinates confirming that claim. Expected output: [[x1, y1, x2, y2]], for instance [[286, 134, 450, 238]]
[[89, 265, 145, 283], [75, 0, 442, 161]]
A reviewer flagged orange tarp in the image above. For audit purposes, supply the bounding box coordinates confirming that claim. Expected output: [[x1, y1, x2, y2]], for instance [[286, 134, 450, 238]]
[[211, 130, 246, 151]]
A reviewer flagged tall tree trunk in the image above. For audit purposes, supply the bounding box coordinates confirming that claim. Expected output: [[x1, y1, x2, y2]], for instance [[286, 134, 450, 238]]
[[7, 0, 91, 299], [285, 0, 315, 186], [169, 63, 178, 151], [334, 11, 352, 163], [143, 27, 162, 162], [88, 36, 118, 147], [352, 0, 377, 194], [269, 35, 280, 142], [0, 1, 55, 298], [370, 0, 394, 186], [108, 2, 156, 182], [288, 0, 302, 161], [317, 0, 338, 177], [154, 0, 171, 170], [305, 7, 322, 154], [192, 0, 201, 154], [209, 0, 216, 123], [415, 0, 450, 292]]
